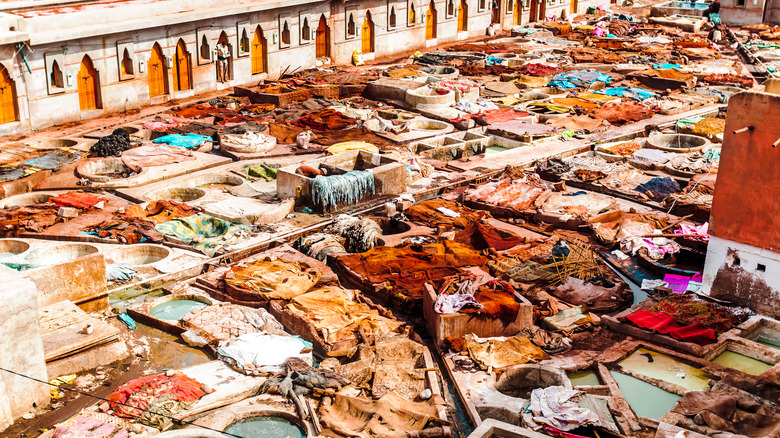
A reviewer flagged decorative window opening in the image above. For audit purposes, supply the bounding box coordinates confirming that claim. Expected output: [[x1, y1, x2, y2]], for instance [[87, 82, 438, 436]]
[[282, 22, 291, 45], [390, 7, 397, 27], [241, 29, 250, 53], [302, 18, 311, 41], [200, 35, 210, 60], [121, 48, 133, 76], [50, 60, 63, 89], [347, 14, 356, 36]]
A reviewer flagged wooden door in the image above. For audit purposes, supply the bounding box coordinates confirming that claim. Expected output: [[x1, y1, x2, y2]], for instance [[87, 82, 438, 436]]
[[361, 13, 374, 53], [458, 0, 467, 31], [148, 43, 166, 97], [78, 56, 98, 111], [316, 15, 330, 58], [539, 0, 546, 20], [530, 0, 537, 21], [0, 65, 18, 124], [514, 0, 522, 24], [570, 0, 578, 14], [426, 1, 437, 39], [174, 39, 191, 91], [252, 27, 266, 74]]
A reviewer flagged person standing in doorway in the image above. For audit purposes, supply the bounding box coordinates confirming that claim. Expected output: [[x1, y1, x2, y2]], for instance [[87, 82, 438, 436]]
[[216, 41, 230, 82]]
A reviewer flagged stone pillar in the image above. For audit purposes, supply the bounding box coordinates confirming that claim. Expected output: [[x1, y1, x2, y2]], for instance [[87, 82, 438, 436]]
[[0, 276, 50, 432]]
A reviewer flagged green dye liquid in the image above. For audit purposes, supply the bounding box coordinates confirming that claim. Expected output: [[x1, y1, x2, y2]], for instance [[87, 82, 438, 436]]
[[610, 371, 682, 420], [755, 334, 780, 350], [712, 351, 773, 376], [619, 348, 710, 390], [224, 416, 305, 438], [149, 299, 208, 321], [485, 146, 508, 155], [568, 369, 601, 386]]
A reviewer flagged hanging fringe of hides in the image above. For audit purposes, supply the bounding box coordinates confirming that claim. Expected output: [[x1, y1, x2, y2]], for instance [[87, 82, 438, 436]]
[[326, 214, 382, 253], [296, 232, 347, 262], [311, 171, 375, 210], [540, 239, 606, 285]]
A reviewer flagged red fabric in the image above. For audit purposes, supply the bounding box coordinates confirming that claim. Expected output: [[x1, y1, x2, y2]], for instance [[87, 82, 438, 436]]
[[626, 309, 716, 345], [108, 373, 206, 419], [50, 192, 106, 209]]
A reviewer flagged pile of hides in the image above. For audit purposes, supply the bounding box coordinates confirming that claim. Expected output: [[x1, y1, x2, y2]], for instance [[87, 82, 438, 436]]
[[547, 115, 610, 133], [182, 304, 287, 344], [152, 133, 210, 149], [667, 154, 717, 174], [405, 199, 486, 229], [334, 240, 487, 305], [224, 257, 321, 301], [538, 192, 618, 221], [50, 191, 106, 209], [287, 286, 405, 346], [83, 217, 164, 244], [296, 233, 347, 262], [107, 372, 206, 430], [296, 109, 357, 130], [436, 274, 522, 323], [143, 119, 179, 130], [538, 239, 607, 285], [318, 392, 443, 438], [155, 214, 251, 256], [589, 212, 667, 245], [0, 203, 77, 237], [323, 337, 427, 399], [325, 214, 382, 253], [220, 131, 277, 153], [53, 412, 137, 438], [454, 220, 528, 251], [634, 176, 681, 202], [120, 144, 196, 172], [464, 179, 547, 212], [589, 102, 655, 125], [600, 86, 657, 101], [541, 306, 595, 333], [218, 333, 312, 375], [122, 200, 201, 224], [462, 334, 547, 369], [90, 128, 131, 157], [311, 171, 375, 210], [620, 234, 681, 260], [549, 276, 631, 313], [667, 389, 780, 437], [24, 149, 83, 171], [625, 294, 752, 345], [201, 198, 294, 225], [529, 386, 599, 431]]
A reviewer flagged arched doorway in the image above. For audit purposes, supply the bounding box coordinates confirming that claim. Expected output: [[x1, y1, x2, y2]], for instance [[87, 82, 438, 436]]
[[529, 0, 538, 22], [0, 65, 18, 124], [458, 0, 468, 31], [78, 56, 99, 111], [570, 0, 578, 14], [426, 0, 437, 39], [148, 43, 167, 97], [173, 39, 191, 91], [316, 15, 330, 58], [251, 26, 267, 74], [361, 11, 374, 54], [217, 32, 233, 82], [514, 0, 522, 24]]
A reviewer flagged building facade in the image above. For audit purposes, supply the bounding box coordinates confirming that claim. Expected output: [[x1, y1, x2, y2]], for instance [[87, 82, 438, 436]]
[[0, 0, 595, 136]]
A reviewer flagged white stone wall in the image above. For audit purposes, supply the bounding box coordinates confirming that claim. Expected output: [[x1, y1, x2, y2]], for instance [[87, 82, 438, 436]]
[[702, 235, 780, 319]]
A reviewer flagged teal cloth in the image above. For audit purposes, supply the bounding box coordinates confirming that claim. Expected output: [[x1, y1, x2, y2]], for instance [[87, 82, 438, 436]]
[[152, 133, 210, 149], [156, 214, 251, 256]]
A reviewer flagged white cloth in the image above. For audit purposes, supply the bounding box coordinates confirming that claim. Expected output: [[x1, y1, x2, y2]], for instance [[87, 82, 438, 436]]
[[434, 294, 483, 314], [529, 386, 599, 431], [216, 44, 230, 59], [219, 333, 310, 374]]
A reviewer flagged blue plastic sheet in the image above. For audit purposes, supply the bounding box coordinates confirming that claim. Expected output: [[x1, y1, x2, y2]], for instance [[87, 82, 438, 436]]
[[653, 64, 682, 70], [600, 87, 657, 101], [152, 133, 210, 149]]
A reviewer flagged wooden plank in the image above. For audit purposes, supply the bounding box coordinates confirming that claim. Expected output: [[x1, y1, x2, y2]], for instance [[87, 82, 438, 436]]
[[40, 300, 121, 362]]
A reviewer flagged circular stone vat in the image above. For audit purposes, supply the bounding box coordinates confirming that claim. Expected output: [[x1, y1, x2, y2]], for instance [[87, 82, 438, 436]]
[[120, 126, 140, 136], [493, 53, 519, 59], [0, 192, 53, 208], [376, 109, 416, 121], [495, 365, 569, 399], [646, 134, 710, 153], [150, 298, 209, 321], [224, 416, 306, 438], [145, 187, 206, 203], [405, 87, 456, 107], [0, 239, 30, 259], [375, 218, 412, 235], [26, 138, 79, 150], [109, 244, 170, 266], [27, 243, 99, 267], [186, 173, 245, 190], [408, 118, 451, 132], [77, 158, 140, 183]]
